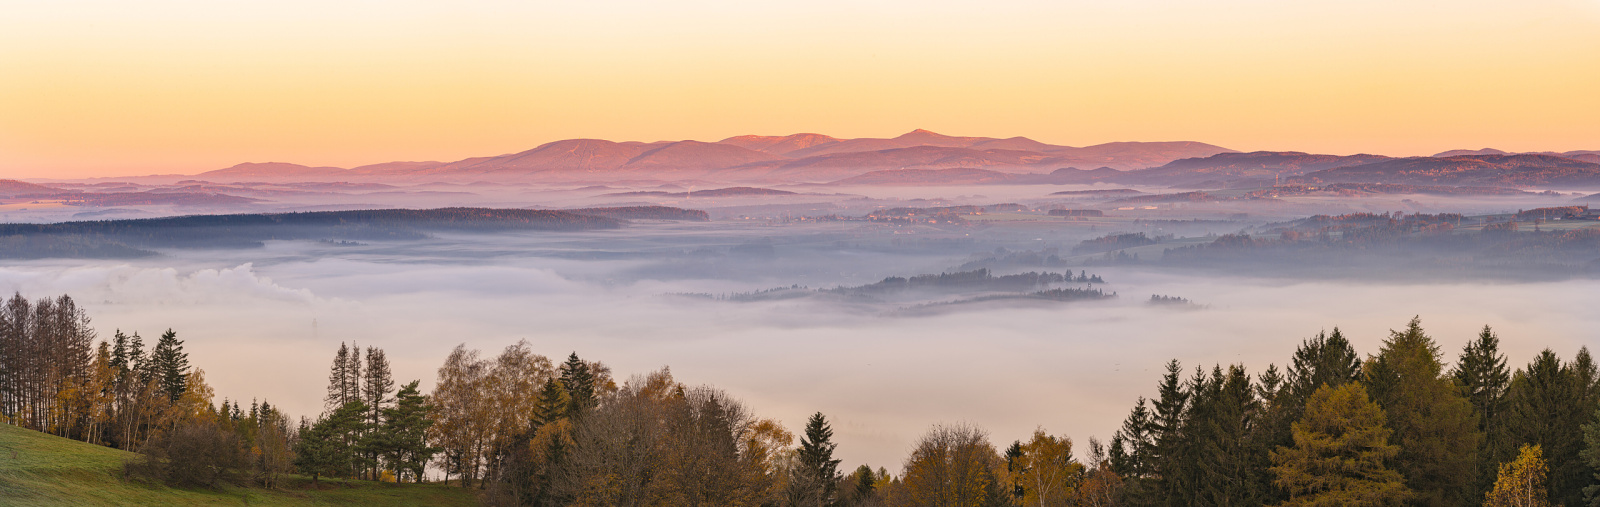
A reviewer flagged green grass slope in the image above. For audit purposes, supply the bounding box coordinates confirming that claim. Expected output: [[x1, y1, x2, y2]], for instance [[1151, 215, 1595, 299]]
[[0, 423, 476, 506]]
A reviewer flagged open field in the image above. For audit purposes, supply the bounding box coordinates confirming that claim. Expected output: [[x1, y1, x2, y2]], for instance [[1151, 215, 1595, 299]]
[[0, 424, 476, 507]]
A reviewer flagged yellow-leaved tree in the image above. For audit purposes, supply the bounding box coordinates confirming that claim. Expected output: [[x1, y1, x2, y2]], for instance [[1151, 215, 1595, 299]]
[[1269, 383, 1410, 506], [1483, 445, 1550, 507], [1014, 429, 1085, 507], [892, 423, 1002, 507]]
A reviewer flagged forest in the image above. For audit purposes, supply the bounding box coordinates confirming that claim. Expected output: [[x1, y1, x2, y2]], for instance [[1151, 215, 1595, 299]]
[[4, 292, 1600, 507]]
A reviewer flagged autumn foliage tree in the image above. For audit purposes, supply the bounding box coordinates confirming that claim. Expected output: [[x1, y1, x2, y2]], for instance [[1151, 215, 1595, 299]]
[[1269, 383, 1409, 506], [1013, 428, 1085, 506], [1485, 444, 1550, 507], [889, 422, 1006, 507]]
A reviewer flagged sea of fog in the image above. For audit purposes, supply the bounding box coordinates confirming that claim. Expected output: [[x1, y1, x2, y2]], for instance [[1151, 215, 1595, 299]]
[[0, 221, 1594, 470]]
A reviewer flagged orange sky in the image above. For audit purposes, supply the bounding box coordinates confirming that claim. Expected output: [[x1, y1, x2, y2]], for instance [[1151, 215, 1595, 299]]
[[2, 0, 1599, 179]]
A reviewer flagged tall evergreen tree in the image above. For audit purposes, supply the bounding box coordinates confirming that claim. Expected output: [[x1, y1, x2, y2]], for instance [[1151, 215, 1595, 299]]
[[1188, 365, 1264, 506], [1109, 396, 1154, 480], [372, 380, 437, 483], [1504, 349, 1597, 506], [149, 329, 188, 402], [1287, 328, 1363, 400], [362, 347, 394, 431], [1453, 325, 1513, 496], [126, 331, 148, 384], [1258, 328, 1365, 462], [110, 330, 130, 372], [559, 353, 596, 415], [1147, 359, 1191, 505], [294, 416, 344, 487], [356, 347, 393, 481], [343, 342, 362, 408], [1364, 317, 1480, 506], [325, 343, 350, 410], [1582, 405, 1600, 507], [532, 377, 569, 430], [791, 412, 842, 507]]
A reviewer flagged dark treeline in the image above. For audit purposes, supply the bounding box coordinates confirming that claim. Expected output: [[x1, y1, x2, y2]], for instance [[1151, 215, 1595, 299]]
[[1105, 318, 1600, 507], [831, 268, 1105, 296], [1158, 212, 1600, 274], [8, 294, 1600, 506], [0, 208, 628, 258]]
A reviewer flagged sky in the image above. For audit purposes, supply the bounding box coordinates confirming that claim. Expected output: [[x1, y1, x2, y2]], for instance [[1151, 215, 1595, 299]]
[[2, 0, 1599, 178]]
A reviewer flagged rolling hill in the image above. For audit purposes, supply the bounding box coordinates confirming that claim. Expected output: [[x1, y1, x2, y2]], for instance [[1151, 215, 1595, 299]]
[[1119, 151, 1394, 186], [1299, 154, 1600, 187]]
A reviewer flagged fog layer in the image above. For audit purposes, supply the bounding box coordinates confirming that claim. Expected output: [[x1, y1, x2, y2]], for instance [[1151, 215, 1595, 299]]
[[0, 218, 1592, 470]]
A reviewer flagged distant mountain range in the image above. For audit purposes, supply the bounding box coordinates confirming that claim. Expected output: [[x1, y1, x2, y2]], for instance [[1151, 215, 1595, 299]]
[[821, 150, 1600, 189], [1433, 148, 1600, 164], [196, 130, 1235, 184]]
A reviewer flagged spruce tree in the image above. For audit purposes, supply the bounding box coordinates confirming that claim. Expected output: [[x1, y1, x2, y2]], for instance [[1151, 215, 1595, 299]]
[[1287, 328, 1363, 400], [1109, 397, 1153, 477], [559, 353, 596, 414], [1505, 349, 1596, 506], [110, 330, 129, 372], [1364, 317, 1480, 506], [1260, 328, 1364, 460], [532, 377, 569, 429], [1148, 359, 1191, 505], [1453, 325, 1512, 496], [791, 412, 842, 507], [149, 329, 188, 402], [1582, 406, 1600, 507]]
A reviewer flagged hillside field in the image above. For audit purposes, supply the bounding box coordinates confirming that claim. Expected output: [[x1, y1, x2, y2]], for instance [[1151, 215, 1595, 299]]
[[0, 423, 476, 506]]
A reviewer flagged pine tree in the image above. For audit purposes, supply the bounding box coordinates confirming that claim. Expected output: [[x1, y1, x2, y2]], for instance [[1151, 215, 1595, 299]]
[[377, 380, 437, 483], [791, 412, 842, 507], [1485, 444, 1551, 507], [343, 342, 362, 409], [294, 417, 341, 487], [363, 347, 394, 423], [326, 343, 349, 410], [1453, 325, 1512, 496], [149, 329, 188, 402], [360, 346, 394, 480], [1269, 383, 1409, 505]]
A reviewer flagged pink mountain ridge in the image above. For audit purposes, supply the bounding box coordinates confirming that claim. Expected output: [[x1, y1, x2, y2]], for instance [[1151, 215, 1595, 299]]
[[197, 130, 1236, 184]]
